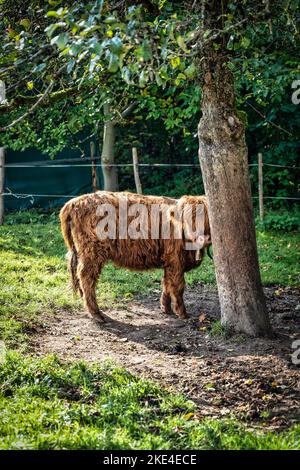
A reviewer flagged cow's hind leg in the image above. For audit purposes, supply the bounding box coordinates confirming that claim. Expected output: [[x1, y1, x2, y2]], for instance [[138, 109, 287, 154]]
[[77, 255, 105, 323], [160, 272, 172, 314], [67, 250, 83, 297], [164, 267, 188, 320]]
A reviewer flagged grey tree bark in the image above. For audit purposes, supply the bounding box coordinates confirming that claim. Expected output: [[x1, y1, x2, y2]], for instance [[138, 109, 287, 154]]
[[132, 147, 143, 194], [100, 101, 138, 191], [198, 42, 271, 336], [101, 103, 118, 191]]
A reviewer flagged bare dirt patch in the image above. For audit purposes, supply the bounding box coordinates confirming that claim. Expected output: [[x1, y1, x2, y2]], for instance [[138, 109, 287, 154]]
[[32, 284, 300, 430]]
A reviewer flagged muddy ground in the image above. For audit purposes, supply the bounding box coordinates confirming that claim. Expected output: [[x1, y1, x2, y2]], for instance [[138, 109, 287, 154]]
[[33, 284, 300, 430]]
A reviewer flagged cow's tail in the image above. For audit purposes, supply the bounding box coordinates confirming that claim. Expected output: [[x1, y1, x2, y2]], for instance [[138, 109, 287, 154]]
[[59, 203, 82, 295]]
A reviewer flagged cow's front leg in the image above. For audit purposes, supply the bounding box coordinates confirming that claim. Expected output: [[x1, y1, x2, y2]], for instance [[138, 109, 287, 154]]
[[160, 272, 172, 314], [164, 267, 188, 319]]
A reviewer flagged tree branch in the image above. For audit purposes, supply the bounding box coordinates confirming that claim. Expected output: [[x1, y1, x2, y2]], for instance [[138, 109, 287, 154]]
[[0, 65, 66, 132], [120, 100, 138, 119], [246, 101, 292, 136], [0, 84, 94, 115], [109, 100, 139, 123]]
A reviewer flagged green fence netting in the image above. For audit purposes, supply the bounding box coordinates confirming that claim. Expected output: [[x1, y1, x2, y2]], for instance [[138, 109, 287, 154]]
[[4, 145, 103, 211]]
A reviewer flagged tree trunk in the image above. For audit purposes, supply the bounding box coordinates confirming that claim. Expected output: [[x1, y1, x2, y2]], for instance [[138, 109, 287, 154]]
[[101, 103, 118, 191], [198, 51, 271, 337], [132, 147, 143, 194]]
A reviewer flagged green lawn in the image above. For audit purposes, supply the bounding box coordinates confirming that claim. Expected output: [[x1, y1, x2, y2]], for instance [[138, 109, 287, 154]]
[[0, 211, 299, 449], [0, 352, 299, 450]]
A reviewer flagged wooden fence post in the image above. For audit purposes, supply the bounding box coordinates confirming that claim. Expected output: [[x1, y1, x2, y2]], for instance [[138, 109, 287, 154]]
[[90, 141, 98, 192], [132, 147, 142, 194], [258, 152, 264, 221], [0, 81, 5, 225]]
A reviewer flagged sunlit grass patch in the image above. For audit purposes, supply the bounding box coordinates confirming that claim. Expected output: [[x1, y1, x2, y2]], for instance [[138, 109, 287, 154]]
[[0, 352, 299, 450], [257, 230, 300, 286]]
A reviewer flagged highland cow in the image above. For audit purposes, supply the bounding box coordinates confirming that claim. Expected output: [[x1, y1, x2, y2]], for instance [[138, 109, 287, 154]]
[[60, 191, 211, 323]]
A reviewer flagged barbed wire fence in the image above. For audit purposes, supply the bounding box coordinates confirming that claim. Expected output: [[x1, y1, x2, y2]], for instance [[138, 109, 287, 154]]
[[0, 154, 299, 224]]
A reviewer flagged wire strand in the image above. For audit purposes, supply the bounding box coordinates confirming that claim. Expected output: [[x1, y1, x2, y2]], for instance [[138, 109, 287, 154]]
[[2, 193, 299, 200], [1, 162, 299, 169], [1, 163, 199, 168]]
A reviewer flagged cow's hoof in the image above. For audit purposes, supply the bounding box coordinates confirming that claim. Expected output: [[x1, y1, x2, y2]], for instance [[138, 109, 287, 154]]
[[177, 313, 188, 320], [160, 305, 172, 315]]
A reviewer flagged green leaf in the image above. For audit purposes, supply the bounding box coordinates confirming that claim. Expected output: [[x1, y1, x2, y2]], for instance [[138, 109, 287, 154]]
[[69, 43, 80, 56], [141, 40, 152, 61], [177, 72, 186, 81], [46, 8, 66, 18], [109, 37, 123, 55], [121, 66, 132, 85], [107, 53, 119, 73], [241, 37, 250, 48], [48, 0, 62, 5], [184, 63, 196, 79], [176, 35, 189, 53], [170, 56, 180, 68], [50, 33, 69, 50], [92, 42, 104, 56], [136, 40, 153, 62], [19, 18, 31, 30], [67, 59, 76, 73], [104, 16, 118, 24], [45, 22, 66, 38], [32, 63, 47, 73], [155, 71, 163, 86], [139, 70, 149, 87], [47, 11, 62, 18]]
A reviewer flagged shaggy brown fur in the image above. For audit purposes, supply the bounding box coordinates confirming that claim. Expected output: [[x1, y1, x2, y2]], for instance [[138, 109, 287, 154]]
[[60, 191, 211, 323]]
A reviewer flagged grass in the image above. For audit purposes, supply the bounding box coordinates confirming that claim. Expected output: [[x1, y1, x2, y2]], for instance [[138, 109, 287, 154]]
[[0, 210, 299, 450], [0, 211, 299, 349], [208, 320, 231, 339], [0, 352, 299, 450], [256, 230, 300, 286]]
